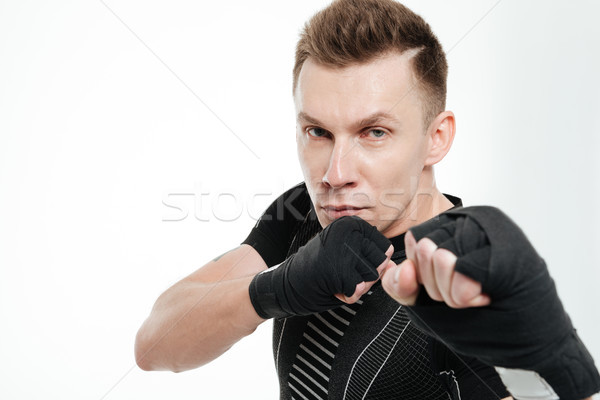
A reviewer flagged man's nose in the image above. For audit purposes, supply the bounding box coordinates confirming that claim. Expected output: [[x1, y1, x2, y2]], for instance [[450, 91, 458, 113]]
[[322, 139, 358, 189]]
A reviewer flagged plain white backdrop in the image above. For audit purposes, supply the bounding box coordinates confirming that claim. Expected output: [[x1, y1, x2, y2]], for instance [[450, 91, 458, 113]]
[[1, 1, 599, 399]]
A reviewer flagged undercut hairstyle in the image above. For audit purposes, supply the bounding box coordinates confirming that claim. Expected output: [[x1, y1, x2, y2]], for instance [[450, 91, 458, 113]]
[[293, 0, 448, 129]]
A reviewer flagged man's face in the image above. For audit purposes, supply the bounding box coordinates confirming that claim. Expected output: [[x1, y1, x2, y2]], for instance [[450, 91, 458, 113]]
[[294, 51, 433, 238]]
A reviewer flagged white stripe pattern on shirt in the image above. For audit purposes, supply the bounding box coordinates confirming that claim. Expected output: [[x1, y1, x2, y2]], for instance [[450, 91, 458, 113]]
[[288, 293, 371, 400]]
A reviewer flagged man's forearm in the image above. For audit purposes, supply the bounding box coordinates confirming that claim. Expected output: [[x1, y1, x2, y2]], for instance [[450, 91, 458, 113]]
[[135, 274, 264, 372]]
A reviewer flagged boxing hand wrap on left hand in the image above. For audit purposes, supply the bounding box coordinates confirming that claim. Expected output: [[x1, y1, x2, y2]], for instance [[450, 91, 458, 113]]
[[405, 206, 600, 400], [249, 215, 390, 319]]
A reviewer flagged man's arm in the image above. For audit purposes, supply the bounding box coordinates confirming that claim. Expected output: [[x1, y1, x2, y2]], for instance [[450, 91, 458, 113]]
[[135, 215, 392, 373], [134, 244, 267, 372]]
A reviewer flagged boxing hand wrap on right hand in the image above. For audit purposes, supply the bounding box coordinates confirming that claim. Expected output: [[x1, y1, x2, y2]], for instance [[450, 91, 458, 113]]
[[249, 215, 391, 319], [406, 206, 600, 400]]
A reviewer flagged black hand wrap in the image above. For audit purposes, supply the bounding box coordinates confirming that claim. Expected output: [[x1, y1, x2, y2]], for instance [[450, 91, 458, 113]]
[[249, 215, 391, 319], [405, 206, 600, 400]]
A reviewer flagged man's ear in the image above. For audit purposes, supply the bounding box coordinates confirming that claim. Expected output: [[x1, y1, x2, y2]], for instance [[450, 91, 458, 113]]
[[424, 111, 455, 166]]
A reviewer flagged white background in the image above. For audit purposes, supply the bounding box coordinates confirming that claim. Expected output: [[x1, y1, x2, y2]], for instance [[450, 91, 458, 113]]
[[1, 1, 599, 399]]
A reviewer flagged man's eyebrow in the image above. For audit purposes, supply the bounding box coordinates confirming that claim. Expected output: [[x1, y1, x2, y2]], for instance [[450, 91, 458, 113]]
[[296, 111, 400, 128], [296, 112, 322, 126], [356, 112, 401, 128]]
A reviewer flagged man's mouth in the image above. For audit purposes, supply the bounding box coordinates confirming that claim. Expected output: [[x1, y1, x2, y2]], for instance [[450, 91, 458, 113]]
[[322, 205, 365, 218]]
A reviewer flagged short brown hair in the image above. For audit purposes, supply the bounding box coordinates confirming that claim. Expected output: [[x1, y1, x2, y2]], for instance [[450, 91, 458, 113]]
[[293, 0, 448, 128]]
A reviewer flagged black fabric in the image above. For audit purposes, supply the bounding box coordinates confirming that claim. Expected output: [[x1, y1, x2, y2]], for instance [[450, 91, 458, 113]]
[[241, 182, 313, 267], [243, 183, 510, 399], [249, 215, 391, 318], [408, 205, 600, 400], [430, 339, 510, 399]]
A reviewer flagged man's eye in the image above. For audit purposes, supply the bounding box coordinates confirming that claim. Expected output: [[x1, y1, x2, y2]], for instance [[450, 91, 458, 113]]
[[367, 129, 387, 139], [307, 127, 328, 138]]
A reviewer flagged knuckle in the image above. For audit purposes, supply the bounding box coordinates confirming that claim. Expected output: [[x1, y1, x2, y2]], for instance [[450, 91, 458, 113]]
[[427, 290, 444, 302], [432, 249, 455, 271], [446, 299, 463, 309], [452, 287, 476, 306], [415, 242, 433, 263], [451, 273, 482, 306], [395, 296, 413, 306], [423, 282, 442, 300]]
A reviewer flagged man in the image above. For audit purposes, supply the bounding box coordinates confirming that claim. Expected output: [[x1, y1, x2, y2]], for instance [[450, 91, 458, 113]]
[[135, 0, 599, 398]]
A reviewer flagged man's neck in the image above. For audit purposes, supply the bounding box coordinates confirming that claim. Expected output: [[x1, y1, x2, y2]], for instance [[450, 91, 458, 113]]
[[382, 168, 455, 239], [409, 166, 454, 224], [395, 189, 453, 235], [413, 189, 454, 222]]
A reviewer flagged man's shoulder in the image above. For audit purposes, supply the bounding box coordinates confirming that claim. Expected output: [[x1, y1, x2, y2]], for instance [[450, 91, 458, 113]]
[[275, 181, 313, 222], [242, 182, 313, 267], [280, 181, 309, 201]]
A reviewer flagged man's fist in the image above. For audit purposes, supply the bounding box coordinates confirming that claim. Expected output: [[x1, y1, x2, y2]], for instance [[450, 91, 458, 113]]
[[382, 230, 490, 308], [249, 215, 392, 319], [383, 206, 600, 400]]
